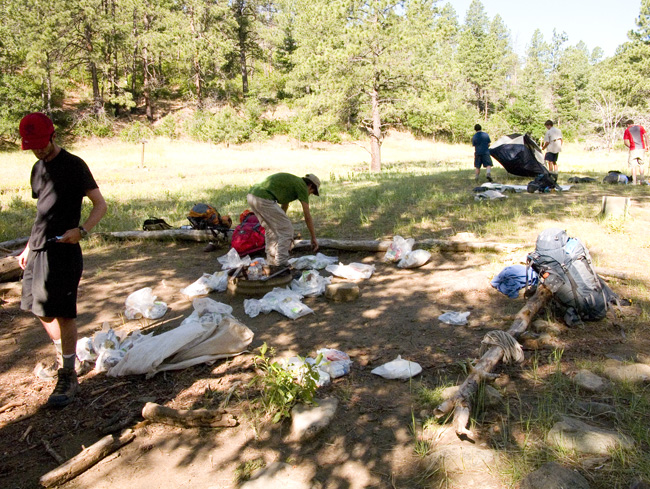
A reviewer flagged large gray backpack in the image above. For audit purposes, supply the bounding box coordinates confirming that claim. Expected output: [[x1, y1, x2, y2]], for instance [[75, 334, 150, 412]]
[[527, 228, 616, 324]]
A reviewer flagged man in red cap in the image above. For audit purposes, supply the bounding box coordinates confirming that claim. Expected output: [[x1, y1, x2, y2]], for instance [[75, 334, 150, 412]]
[[18, 112, 107, 408]]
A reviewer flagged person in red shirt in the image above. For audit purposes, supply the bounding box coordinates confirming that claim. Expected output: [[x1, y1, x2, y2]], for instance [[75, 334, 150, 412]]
[[623, 119, 649, 185]]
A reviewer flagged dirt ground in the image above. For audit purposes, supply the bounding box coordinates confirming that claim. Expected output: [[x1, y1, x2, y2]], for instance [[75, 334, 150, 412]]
[[0, 240, 648, 489]]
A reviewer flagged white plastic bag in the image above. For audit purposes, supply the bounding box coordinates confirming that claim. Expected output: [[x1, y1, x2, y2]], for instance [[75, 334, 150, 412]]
[[397, 249, 432, 269], [124, 287, 168, 320], [438, 311, 471, 325], [288, 253, 338, 270], [246, 258, 267, 281], [218, 248, 251, 270], [383, 236, 415, 262], [244, 287, 313, 320], [316, 348, 352, 378], [290, 270, 331, 297], [180, 271, 228, 298], [371, 355, 422, 380], [325, 262, 375, 280], [76, 337, 97, 362]]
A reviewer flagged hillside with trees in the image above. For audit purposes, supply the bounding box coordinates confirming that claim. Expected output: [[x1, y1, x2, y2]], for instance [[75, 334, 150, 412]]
[[2, 0, 650, 169]]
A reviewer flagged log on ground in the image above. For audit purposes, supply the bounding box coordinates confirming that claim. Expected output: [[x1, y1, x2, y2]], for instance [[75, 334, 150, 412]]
[[0, 255, 22, 282], [434, 284, 553, 436], [39, 429, 135, 487], [292, 237, 522, 254], [142, 402, 237, 428]]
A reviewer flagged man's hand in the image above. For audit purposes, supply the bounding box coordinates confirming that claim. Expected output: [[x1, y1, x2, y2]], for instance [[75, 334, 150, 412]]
[[311, 237, 319, 253], [18, 245, 29, 270]]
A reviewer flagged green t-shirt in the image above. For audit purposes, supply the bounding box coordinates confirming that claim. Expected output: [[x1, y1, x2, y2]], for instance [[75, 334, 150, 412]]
[[249, 173, 310, 205]]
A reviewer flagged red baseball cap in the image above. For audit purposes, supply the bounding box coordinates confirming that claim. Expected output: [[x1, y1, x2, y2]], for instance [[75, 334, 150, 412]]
[[19, 113, 55, 150]]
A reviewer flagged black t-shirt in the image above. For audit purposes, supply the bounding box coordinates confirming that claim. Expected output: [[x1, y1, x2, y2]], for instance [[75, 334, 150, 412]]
[[29, 149, 98, 251]]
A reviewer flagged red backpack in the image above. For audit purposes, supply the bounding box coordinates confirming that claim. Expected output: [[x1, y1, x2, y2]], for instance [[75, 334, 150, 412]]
[[231, 211, 265, 256]]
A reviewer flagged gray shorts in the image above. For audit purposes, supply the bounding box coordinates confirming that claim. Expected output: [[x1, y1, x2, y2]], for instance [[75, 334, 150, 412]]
[[21, 243, 83, 318]]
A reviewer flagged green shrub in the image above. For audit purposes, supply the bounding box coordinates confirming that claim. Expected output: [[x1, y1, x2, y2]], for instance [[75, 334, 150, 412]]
[[119, 121, 154, 143], [250, 343, 321, 423], [154, 114, 178, 139], [72, 112, 115, 138], [184, 107, 265, 144]]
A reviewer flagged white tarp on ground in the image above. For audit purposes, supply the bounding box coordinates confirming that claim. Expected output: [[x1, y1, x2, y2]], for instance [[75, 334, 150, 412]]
[[108, 298, 254, 378]]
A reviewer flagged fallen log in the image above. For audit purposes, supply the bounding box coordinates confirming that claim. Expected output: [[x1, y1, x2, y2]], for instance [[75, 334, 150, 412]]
[[292, 237, 522, 254], [0, 255, 22, 282], [0, 237, 28, 250], [96, 229, 231, 242], [39, 429, 135, 487], [142, 402, 237, 428], [434, 284, 553, 437], [594, 267, 639, 282]]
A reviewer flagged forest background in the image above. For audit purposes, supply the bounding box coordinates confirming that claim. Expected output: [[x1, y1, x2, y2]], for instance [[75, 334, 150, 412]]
[[2, 0, 650, 170]]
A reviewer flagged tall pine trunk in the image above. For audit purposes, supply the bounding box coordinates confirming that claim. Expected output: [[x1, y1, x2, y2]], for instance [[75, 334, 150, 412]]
[[370, 84, 382, 172]]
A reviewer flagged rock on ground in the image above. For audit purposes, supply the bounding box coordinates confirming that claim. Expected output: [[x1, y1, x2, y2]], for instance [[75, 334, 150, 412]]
[[289, 397, 339, 442], [520, 461, 591, 489], [547, 416, 634, 455], [602, 360, 650, 384], [572, 370, 609, 392]]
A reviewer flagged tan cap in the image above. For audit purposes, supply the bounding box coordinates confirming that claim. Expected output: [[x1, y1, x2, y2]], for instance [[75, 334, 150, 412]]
[[304, 174, 321, 196]]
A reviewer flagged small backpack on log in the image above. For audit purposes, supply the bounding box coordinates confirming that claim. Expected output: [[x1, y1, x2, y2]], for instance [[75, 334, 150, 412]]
[[187, 204, 232, 231], [143, 217, 173, 231], [526, 228, 617, 325]]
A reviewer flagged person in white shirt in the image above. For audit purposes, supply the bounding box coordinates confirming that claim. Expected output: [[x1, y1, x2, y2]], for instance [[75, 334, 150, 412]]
[[541, 120, 563, 173]]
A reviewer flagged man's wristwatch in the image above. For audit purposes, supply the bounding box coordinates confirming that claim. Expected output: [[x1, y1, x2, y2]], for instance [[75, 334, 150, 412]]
[[78, 226, 88, 239]]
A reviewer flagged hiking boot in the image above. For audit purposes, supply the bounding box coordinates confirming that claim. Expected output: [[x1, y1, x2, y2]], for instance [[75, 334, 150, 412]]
[[203, 242, 218, 252], [46, 368, 79, 408], [34, 356, 88, 381], [486, 175, 493, 182]]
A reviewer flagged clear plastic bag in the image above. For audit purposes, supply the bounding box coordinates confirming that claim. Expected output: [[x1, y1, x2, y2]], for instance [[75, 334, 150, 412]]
[[218, 248, 251, 270], [180, 271, 228, 298], [397, 249, 432, 269], [124, 287, 168, 319], [246, 258, 267, 281], [383, 236, 415, 262], [290, 270, 331, 297], [438, 311, 471, 325], [244, 287, 313, 320], [316, 348, 352, 378], [371, 355, 422, 379], [325, 262, 375, 280], [288, 253, 338, 270]]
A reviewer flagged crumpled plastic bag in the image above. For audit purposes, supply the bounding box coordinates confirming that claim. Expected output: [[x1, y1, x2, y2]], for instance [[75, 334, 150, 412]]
[[124, 287, 168, 320], [325, 262, 375, 280], [246, 258, 267, 281], [383, 236, 415, 262], [397, 249, 432, 269], [108, 299, 253, 377], [438, 311, 471, 325], [371, 355, 422, 380], [90, 322, 151, 372], [290, 270, 331, 297], [218, 248, 251, 270], [288, 253, 338, 270], [244, 287, 313, 320], [180, 271, 228, 298], [316, 348, 352, 379], [76, 337, 97, 363]]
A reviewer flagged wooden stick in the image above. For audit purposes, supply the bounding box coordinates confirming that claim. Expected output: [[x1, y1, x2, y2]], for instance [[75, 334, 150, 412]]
[[95, 229, 230, 242], [102, 393, 130, 409], [90, 381, 130, 396], [0, 237, 29, 250], [594, 267, 639, 281], [434, 284, 553, 436], [19, 425, 33, 442], [39, 429, 135, 487], [142, 402, 237, 428], [42, 439, 65, 465], [0, 400, 21, 414], [0, 255, 22, 282]]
